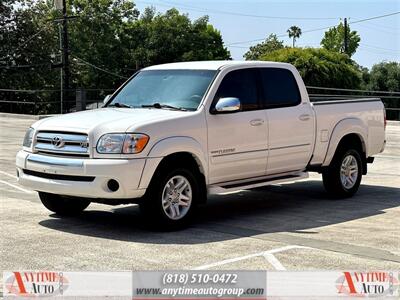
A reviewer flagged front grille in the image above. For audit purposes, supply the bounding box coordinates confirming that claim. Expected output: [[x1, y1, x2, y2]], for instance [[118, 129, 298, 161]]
[[23, 169, 95, 182], [34, 131, 89, 157]]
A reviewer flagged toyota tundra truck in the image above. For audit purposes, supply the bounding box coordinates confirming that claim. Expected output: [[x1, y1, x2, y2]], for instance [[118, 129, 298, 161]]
[[16, 61, 386, 228]]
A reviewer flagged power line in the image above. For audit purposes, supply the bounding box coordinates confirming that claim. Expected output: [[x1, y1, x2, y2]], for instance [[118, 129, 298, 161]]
[[360, 43, 399, 53], [226, 11, 400, 46], [349, 11, 400, 25], [227, 24, 336, 46], [149, 0, 340, 20], [354, 23, 399, 35], [0, 23, 52, 61], [358, 47, 400, 56], [72, 55, 128, 79]]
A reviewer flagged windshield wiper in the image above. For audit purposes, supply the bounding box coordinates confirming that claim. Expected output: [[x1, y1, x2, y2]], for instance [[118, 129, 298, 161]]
[[108, 102, 132, 108], [141, 103, 187, 111]]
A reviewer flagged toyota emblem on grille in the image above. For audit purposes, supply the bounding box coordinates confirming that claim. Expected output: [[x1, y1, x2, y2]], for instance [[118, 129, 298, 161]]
[[52, 136, 65, 148]]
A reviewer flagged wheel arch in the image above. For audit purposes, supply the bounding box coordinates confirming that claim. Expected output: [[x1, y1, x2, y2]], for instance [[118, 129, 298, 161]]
[[139, 137, 208, 202], [323, 118, 368, 173]]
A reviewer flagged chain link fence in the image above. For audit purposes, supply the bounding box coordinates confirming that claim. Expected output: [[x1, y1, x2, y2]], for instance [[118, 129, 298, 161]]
[[0, 86, 399, 120], [0, 88, 114, 115]]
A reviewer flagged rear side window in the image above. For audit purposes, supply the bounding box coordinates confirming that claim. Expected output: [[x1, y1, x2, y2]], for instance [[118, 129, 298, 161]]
[[214, 68, 259, 111], [260, 68, 301, 108]]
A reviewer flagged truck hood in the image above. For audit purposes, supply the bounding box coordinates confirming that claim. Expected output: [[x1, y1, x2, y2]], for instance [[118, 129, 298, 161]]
[[34, 107, 186, 133]]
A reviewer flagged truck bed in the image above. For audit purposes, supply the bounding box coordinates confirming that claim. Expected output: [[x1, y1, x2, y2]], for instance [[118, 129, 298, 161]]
[[309, 98, 385, 166]]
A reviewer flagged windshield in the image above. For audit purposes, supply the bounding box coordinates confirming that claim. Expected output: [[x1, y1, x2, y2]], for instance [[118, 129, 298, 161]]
[[108, 69, 217, 111]]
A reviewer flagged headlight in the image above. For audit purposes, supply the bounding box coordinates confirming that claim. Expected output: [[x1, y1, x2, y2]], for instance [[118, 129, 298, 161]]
[[96, 133, 149, 154], [23, 127, 34, 148]]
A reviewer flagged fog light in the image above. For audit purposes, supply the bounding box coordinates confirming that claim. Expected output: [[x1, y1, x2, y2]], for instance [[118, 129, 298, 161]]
[[107, 179, 119, 192]]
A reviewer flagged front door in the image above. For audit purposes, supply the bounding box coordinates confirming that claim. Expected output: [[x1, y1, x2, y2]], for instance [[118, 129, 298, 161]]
[[206, 68, 268, 184]]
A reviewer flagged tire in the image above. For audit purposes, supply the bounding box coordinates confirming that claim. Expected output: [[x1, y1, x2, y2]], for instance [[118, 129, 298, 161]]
[[140, 166, 201, 230], [322, 148, 363, 198], [39, 192, 90, 216]]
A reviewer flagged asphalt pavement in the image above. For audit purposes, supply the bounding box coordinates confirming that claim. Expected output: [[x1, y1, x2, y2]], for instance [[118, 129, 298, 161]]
[[1, 114, 399, 278]]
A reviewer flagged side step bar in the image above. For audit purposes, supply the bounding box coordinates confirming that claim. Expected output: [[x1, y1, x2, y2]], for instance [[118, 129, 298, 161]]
[[208, 172, 309, 194]]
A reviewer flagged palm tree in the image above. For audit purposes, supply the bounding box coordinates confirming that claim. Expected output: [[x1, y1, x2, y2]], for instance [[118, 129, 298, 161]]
[[287, 26, 302, 47]]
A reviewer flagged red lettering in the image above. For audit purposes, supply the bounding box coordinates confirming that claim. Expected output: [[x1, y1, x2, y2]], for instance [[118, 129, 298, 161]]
[[344, 272, 357, 294], [13, 272, 27, 294]]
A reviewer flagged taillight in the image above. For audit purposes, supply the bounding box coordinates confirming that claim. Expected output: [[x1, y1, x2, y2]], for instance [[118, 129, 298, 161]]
[[384, 109, 387, 130]]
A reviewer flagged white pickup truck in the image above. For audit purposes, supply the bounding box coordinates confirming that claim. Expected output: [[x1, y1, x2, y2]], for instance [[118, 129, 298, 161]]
[[16, 61, 386, 228]]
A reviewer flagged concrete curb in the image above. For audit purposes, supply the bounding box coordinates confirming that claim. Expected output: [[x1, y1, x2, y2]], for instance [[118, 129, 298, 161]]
[[0, 112, 58, 120]]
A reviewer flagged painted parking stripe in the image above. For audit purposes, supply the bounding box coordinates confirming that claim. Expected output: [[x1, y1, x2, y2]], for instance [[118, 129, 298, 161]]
[[0, 180, 35, 194], [0, 170, 17, 179], [194, 245, 310, 270], [263, 253, 286, 270]]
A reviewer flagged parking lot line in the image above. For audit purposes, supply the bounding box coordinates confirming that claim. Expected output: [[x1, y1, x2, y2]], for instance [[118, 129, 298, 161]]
[[0, 170, 17, 179], [194, 245, 310, 270], [263, 253, 286, 270], [0, 179, 35, 194]]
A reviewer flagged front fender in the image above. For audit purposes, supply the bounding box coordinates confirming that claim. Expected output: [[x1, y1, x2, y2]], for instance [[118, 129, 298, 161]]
[[323, 118, 367, 166], [139, 136, 208, 189]]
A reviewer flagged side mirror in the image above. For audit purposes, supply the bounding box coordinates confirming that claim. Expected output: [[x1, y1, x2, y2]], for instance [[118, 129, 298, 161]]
[[103, 94, 111, 105], [214, 97, 241, 113]]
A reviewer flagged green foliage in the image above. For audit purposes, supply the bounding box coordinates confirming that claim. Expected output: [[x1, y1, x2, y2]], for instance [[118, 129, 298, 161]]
[[121, 8, 230, 68], [321, 22, 360, 57], [243, 34, 284, 60], [260, 47, 361, 88], [287, 25, 302, 47], [363, 62, 400, 120], [365, 61, 400, 92], [0, 0, 230, 91], [0, 0, 60, 89]]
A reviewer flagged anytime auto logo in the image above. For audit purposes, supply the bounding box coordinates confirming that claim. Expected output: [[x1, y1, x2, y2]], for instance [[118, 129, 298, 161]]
[[4, 271, 69, 297], [336, 271, 399, 297]]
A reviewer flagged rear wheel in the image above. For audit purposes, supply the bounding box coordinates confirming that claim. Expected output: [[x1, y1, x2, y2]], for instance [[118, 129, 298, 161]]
[[39, 192, 90, 216], [140, 166, 201, 230], [322, 148, 362, 198]]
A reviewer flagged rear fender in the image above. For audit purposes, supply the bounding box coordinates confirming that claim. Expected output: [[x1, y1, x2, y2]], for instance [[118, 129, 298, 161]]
[[323, 118, 367, 167]]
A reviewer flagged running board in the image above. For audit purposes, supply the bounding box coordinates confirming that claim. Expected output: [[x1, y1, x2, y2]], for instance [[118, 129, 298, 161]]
[[208, 172, 309, 194]]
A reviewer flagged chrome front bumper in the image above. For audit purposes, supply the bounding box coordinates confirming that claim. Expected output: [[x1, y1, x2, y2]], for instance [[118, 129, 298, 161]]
[[16, 151, 147, 199]]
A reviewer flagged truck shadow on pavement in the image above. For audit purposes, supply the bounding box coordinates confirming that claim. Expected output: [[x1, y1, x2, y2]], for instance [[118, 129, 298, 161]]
[[38, 180, 400, 244]]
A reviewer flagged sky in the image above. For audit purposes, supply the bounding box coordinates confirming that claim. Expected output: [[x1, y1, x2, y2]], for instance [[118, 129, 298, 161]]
[[134, 0, 400, 69]]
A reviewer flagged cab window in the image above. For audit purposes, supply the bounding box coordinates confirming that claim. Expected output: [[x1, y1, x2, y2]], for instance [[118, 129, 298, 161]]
[[259, 68, 301, 108], [213, 68, 259, 111]]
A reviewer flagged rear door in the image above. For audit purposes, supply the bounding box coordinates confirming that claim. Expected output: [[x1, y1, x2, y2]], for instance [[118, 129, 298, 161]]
[[206, 68, 268, 184], [259, 67, 314, 175]]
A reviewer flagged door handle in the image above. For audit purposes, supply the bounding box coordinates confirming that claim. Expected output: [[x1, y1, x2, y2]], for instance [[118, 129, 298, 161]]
[[299, 114, 311, 121], [250, 119, 264, 126]]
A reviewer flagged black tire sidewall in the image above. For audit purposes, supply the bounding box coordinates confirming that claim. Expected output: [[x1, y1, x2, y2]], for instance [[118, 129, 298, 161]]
[[328, 148, 362, 197], [39, 192, 90, 215], [142, 167, 199, 229]]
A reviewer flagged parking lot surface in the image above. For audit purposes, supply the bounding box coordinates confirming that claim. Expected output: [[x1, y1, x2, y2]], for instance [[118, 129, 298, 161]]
[[1, 114, 399, 276]]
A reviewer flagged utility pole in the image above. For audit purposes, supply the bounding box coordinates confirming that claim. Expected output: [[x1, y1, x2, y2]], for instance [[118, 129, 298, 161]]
[[61, 0, 69, 114], [343, 17, 348, 55]]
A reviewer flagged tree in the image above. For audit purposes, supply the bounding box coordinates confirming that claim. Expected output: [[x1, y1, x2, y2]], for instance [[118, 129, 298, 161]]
[[121, 8, 230, 68], [260, 47, 361, 88], [0, 1, 230, 114], [321, 22, 360, 57], [287, 26, 302, 47], [365, 61, 400, 119], [243, 34, 284, 60], [366, 62, 400, 92]]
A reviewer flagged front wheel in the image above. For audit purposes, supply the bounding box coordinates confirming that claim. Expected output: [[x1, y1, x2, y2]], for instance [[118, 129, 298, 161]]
[[39, 192, 90, 216], [322, 148, 362, 198], [140, 167, 200, 229]]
